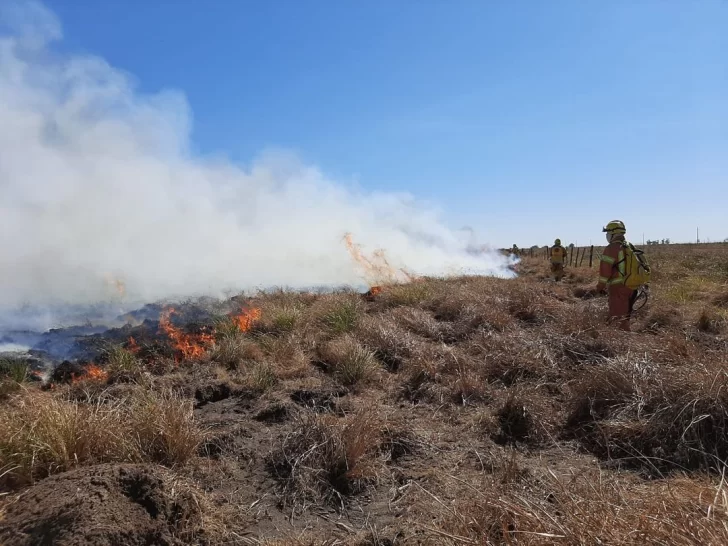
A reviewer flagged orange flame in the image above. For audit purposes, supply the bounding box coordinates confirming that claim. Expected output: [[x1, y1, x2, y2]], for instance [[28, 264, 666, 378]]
[[343, 233, 417, 286], [71, 363, 109, 384], [362, 285, 382, 301], [84, 364, 109, 381], [231, 307, 262, 332], [159, 307, 214, 361]]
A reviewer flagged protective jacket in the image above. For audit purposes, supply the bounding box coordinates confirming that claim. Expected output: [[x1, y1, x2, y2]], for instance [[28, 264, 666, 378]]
[[597, 237, 636, 331], [597, 240, 627, 290], [550, 245, 567, 264]]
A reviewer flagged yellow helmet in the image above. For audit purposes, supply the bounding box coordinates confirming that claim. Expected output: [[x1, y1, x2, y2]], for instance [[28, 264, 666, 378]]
[[554, 238, 561, 246], [602, 220, 626, 234]]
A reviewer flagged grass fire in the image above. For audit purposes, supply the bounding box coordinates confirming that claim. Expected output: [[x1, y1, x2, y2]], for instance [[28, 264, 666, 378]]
[[1, 243, 727, 545], [1, 2, 724, 543]]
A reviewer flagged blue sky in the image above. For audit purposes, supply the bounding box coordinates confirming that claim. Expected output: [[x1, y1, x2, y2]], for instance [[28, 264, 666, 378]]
[[37, 1, 728, 245]]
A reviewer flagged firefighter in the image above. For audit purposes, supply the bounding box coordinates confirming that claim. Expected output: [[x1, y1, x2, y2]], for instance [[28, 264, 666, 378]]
[[549, 238, 567, 281], [596, 220, 637, 331]]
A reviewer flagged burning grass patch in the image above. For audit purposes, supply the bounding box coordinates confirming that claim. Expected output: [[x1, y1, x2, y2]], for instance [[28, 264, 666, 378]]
[[267, 411, 381, 508]]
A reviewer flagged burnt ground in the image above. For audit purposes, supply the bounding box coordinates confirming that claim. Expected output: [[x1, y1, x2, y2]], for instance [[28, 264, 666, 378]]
[[2, 244, 728, 545], [0, 464, 216, 546]]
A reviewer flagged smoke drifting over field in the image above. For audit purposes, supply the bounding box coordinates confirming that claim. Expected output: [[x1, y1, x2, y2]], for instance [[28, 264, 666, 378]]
[[0, 1, 513, 325]]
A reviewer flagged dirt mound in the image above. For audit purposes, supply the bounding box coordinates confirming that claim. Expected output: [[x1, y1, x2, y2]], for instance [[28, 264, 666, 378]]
[[0, 464, 211, 546]]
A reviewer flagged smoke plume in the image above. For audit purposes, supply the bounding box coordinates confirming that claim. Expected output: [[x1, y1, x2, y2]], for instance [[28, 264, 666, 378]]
[[0, 1, 513, 327]]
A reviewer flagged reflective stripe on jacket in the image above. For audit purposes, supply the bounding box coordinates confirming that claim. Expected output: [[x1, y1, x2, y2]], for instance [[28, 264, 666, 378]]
[[599, 241, 626, 286]]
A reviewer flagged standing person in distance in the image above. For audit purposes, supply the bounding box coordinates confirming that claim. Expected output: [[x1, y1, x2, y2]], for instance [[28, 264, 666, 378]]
[[549, 239, 568, 281]]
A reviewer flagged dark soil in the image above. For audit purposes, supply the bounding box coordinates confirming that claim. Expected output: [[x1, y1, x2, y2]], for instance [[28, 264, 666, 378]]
[[0, 464, 207, 546]]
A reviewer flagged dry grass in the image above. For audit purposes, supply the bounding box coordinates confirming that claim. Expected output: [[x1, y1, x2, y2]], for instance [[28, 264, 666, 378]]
[[697, 308, 725, 334], [208, 333, 265, 369], [355, 314, 423, 372], [0, 387, 203, 486], [418, 459, 728, 545], [247, 362, 278, 392], [267, 410, 381, 508], [4, 243, 728, 543], [0, 358, 29, 383], [318, 336, 379, 387], [319, 297, 361, 334]]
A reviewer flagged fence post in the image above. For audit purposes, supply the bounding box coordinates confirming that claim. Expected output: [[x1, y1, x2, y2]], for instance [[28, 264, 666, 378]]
[[589, 245, 594, 268], [580, 247, 586, 267]]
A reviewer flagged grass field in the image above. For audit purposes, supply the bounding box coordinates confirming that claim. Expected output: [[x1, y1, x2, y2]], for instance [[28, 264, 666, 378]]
[[1, 243, 727, 545]]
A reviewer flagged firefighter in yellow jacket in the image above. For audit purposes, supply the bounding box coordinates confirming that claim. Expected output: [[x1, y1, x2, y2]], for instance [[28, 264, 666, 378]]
[[549, 239, 567, 281], [597, 220, 638, 331]]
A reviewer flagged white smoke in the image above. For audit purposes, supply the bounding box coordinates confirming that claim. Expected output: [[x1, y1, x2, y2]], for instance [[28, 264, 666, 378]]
[[0, 1, 514, 323]]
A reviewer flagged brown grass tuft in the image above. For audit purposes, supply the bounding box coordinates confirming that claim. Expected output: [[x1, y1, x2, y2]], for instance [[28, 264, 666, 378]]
[[419, 464, 728, 545], [208, 333, 264, 369], [697, 308, 725, 334], [318, 336, 378, 387], [0, 387, 203, 487], [494, 395, 536, 444], [355, 314, 423, 372], [267, 410, 381, 508]]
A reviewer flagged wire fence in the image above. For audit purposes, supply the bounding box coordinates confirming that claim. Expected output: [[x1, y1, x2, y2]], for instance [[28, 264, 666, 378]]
[[508, 245, 604, 267]]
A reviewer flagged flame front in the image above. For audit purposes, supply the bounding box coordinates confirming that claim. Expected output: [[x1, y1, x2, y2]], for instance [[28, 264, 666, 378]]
[[231, 307, 262, 332], [84, 364, 108, 381], [343, 233, 417, 286], [159, 307, 215, 361], [70, 363, 109, 384]]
